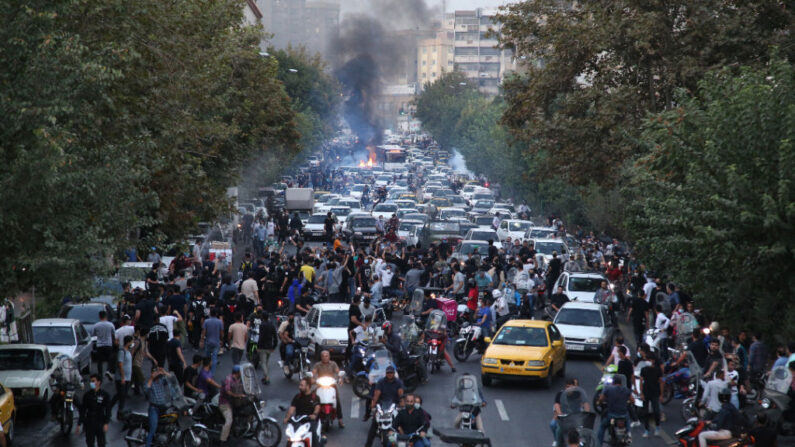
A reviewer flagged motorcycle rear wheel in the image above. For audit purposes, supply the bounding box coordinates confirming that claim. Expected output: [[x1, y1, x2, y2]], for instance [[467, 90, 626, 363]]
[[126, 427, 147, 447], [403, 375, 419, 393], [255, 419, 282, 447], [59, 409, 73, 436], [453, 342, 470, 362], [353, 376, 371, 399]]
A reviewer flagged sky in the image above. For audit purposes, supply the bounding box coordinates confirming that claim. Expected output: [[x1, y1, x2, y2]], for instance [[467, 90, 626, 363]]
[[340, 0, 513, 16]]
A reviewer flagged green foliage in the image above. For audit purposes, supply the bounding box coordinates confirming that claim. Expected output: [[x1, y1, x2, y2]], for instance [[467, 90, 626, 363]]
[[0, 0, 302, 300], [496, 0, 794, 188], [625, 58, 795, 340], [414, 72, 479, 150]]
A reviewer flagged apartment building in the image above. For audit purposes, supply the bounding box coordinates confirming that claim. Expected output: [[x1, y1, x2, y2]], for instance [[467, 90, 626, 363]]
[[453, 9, 516, 95]]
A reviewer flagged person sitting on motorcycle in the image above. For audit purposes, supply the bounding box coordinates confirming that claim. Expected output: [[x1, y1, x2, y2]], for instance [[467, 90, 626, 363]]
[[596, 374, 633, 446], [144, 367, 176, 447], [475, 298, 493, 339], [698, 387, 740, 447], [311, 350, 344, 428], [551, 378, 590, 446], [278, 311, 297, 367], [346, 315, 372, 377], [50, 355, 83, 419], [452, 373, 487, 433], [421, 310, 456, 373], [365, 366, 405, 447], [380, 321, 428, 384], [284, 377, 321, 447], [395, 394, 430, 447], [219, 364, 248, 444]]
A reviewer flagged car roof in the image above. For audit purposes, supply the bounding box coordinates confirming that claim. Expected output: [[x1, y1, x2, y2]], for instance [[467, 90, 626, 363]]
[[32, 318, 80, 327], [62, 302, 106, 308], [313, 303, 350, 311], [502, 319, 552, 329], [531, 238, 565, 243], [559, 301, 606, 311], [0, 343, 49, 350], [461, 239, 489, 245], [565, 272, 607, 280]]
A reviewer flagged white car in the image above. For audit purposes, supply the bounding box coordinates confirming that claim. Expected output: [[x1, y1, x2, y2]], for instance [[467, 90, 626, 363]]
[[300, 304, 352, 361], [31, 319, 94, 374], [496, 219, 535, 243], [553, 301, 616, 357], [438, 207, 467, 221], [303, 213, 329, 240], [0, 344, 59, 406], [461, 185, 488, 201], [118, 262, 152, 290], [463, 229, 499, 242], [349, 184, 367, 200], [553, 272, 608, 303], [488, 207, 515, 219], [530, 238, 570, 263]]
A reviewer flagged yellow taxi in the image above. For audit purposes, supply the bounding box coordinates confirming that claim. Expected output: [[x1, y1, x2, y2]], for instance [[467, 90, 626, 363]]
[[480, 320, 566, 388], [0, 380, 15, 443]]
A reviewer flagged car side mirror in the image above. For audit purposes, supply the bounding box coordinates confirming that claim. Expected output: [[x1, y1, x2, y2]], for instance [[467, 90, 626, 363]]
[[483, 337, 492, 344]]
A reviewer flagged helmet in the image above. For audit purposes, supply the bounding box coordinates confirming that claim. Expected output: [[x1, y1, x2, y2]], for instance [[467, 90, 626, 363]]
[[606, 364, 618, 374], [492, 289, 502, 299], [709, 321, 720, 333], [718, 387, 731, 403], [382, 321, 392, 332]]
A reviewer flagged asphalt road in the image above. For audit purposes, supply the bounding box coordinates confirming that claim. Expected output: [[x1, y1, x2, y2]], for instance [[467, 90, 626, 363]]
[[14, 241, 677, 447]]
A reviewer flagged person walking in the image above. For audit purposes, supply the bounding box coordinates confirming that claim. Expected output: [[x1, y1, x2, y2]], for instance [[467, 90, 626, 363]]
[[76, 374, 111, 447], [167, 330, 187, 384], [146, 314, 169, 368], [228, 312, 248, 365], [91, 311, 116, 380], [639, 353, 664, 437], [257, 312, 278, 385], [200, 308, 224, 376], [112, 336, 133, 419]]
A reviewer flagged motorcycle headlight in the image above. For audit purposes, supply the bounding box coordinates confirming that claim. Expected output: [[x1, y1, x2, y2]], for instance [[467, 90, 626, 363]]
[[482, 358, 498, 365], [760, 398, 771, 409], [585, 338, 601, 344], [317, 376, 336, 387], [527, 360, 545, 367]]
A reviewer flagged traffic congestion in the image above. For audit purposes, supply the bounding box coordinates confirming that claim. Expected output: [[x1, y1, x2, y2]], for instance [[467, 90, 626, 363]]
[[1, 135, 791, 447]]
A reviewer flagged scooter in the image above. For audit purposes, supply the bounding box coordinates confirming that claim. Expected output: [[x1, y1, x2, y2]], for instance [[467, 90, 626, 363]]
[[453, 323, 487, 362], [673, 418, 754, 447], [283, 336, 314, 380], [315, 372, 345, 432], [285, 414, 323, 447], [375, 402, 399, 447], [426, 332, 444, 373], [605, 415, 631, 447]]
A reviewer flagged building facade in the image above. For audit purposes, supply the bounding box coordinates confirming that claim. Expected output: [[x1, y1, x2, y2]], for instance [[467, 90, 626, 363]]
[[452, 9, 515, 95], [417, 30, 454, 88]]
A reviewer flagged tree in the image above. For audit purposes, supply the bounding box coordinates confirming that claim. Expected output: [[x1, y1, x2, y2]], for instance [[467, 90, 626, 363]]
[[414, 72, 479, 150], [496, 0, 794, 188], [625, 57, 795, 340]]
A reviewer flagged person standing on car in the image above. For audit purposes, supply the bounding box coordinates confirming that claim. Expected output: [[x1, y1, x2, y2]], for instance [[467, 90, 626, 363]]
[[76, 374, 111, 447], [92, 310, 116, 380]]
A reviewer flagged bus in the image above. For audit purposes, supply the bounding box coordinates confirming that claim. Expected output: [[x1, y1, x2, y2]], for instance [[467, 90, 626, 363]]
[[379, 145, 406, 171]]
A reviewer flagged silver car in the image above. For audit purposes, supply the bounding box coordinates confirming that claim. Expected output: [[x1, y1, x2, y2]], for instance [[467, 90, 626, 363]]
[[31, 319, 93, 374]]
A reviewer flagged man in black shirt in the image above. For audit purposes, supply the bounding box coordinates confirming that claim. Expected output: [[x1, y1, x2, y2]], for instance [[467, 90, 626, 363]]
[[324, 212, 335, 243], [366, 366, 405, 447], [395, 394, 429, 446], [616, 346, 634, 390], [134, 296, 156, 335], [182, 354, 202, 398], [283, 378, 320, 446], [77, 374, 112, 447], [545, 252, 563, 292], [146, 315, 169, 367], [639, 354, 663, 436], [549, 286, 570, 312], [627, 295, 649, 346], [680, 329, 708, 370]]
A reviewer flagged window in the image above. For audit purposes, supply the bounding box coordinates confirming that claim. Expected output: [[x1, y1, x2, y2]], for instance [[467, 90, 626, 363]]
[[422, 60, 426, 66], [432, 60, 436, 65], [431, 72, 436, 77], [548, 325, 562, 341], [455, 32, 479, 41], [422, 72, 427, 78], [422, 47, 427, 53], [432, 47, 437, 52], [455, 47, 479, 56], [480, 47, 500, 56]]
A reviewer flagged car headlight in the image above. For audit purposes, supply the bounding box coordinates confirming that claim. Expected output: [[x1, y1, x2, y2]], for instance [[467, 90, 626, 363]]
[[527, 360, 545, 367], [482, 358, 498, 365], [585, 338, 602, 344], [322, 339, 339, 346]]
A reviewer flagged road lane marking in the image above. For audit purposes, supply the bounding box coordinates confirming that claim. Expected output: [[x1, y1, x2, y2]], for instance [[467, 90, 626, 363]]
[[495, 399, 510, 421], [351, 396, 360, 419]]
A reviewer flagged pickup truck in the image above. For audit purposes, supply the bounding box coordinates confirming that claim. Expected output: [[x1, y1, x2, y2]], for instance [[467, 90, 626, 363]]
[[0, 344, 59, 407]]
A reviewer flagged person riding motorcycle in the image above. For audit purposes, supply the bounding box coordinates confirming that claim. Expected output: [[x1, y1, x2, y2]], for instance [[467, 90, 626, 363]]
[[452, 373, 487, 433], [381, 321, 428, 384], [219, 364, 248, 443], [365, 366, 405, 447], [311, 350, 344, 428], [283, 377, 321, 447], [596, 374, 633, 446], [698, 388, 742, 447], [551, 378, 591, 446]]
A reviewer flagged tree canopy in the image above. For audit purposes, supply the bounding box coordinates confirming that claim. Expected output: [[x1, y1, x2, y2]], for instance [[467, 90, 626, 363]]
[[625, 58, 795, 340]]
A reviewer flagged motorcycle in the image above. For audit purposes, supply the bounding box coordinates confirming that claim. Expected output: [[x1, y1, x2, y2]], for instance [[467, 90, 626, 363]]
[[283, 319, 314, 380], [352, 344, 408, 399], [247, 315, 263, 369], [661, 349, 702, 406], [453, 322, 487, 363], [557, 412, 597, 447], [756, 365, 794, 435], [604, 414, 631, 447], [122, 373, 207, 447], [315, 372, 345, 432], [285, 414, 323, 447], [374, 401, 399, 447], [50, 355, 82, 436], [673, 417, 754, 447], [54, 382, 78, 435], [191, 363, 281, 447], [433, 427, 492, 447], [451, 374, 484, 431], [424, 309, 448, 374], [592, 366, 617, 413]]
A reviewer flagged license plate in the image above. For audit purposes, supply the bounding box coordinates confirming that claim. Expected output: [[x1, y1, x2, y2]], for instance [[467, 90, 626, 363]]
[[565, 343, 585, 351]]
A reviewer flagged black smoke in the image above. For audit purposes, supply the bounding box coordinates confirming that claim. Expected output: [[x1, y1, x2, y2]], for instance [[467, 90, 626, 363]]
[[331, 0, 440, 145]]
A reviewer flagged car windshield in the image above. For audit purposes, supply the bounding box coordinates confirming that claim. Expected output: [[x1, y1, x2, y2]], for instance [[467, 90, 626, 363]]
[[474, 216, 493, 226], [430, 222, 459, 233], [308, 215, 326, 224], [460, 243, 485, 255], [61, 306, 102, 324], [319, 310, 349, 328], [352, 218, 377, 228], [0, 349, 47, 370], [508, 221, 532, 231], [118, 266, 148, 282], [493, 326, 548, 347], [469, 231, 496, 240], [399, 222, 420, 231], [569, 277, 603, 292], [534, 241, 564, 254], [33, 326, 76, 346], [330, 208, 351, 216], [404, 214, 427, 223], [473, 194, 493, 201], [529, 229, 557, 238], [352, 185, 365, 192], [474, 200, 494, 208], [374, 205, 397, 212], [440, 209, 465, 218], [555, 309, 603, 327]]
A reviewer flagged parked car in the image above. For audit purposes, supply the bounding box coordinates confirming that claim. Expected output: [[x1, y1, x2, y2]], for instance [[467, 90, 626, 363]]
[[57, 302, 116, 333], [0, 380, 15, 443], [31, 319, 94, 373], [552, 301, 615, 358], [0, 345, 59, 407]]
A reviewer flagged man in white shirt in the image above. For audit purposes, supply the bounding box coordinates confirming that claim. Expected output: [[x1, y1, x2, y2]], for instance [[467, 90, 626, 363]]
[[159, 311, 180, 340], [653, 304, 670, 350], [491, 212, 502, 231], [700, 370, 728, 415], [241, 275, 259, 305], [493, 290, 510, 319], [115, 315, 135, 345], [349, 315, 372, 345], [643, 279, 656, 303]]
